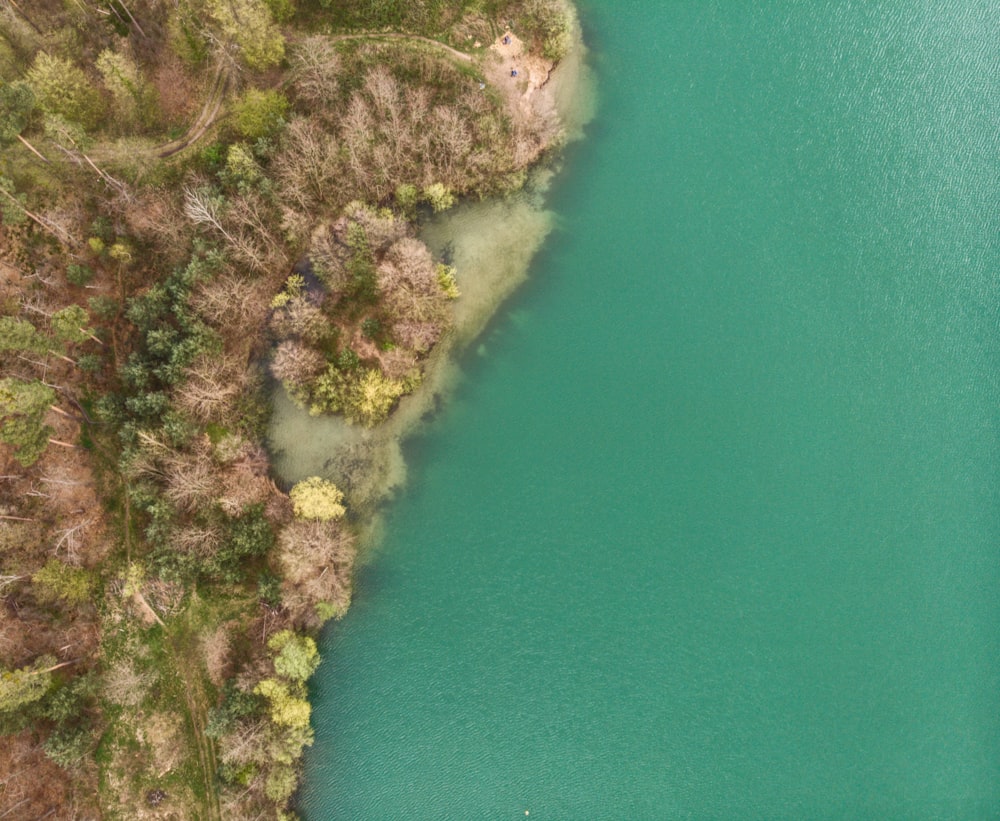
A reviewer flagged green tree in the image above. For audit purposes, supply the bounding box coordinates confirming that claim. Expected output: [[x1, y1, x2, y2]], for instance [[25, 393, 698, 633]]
[[268, 630, 319, 682], [0, 81, 36, 149], [394, 182, 418, 217], [38, 675, 97, 769], [0, 377, 56, 466], [0, 655, 57, 713], [289, 477, 345, 521], [222, 142, 263, 191], [524, 0, 573, 60], [255, 678, 311, 728], [51, 305, 95, 346], [96, 48, 157, 129], [422, 182, 455, 213], [231, 89, 289, 140], [44, 724, 92, 768], [263, 0, 295, 22], [25, 54, 102, 130], [0, 316, 45, 353], [33, 560, 95, 607], [265, 765, 297, 802], [345, 368, 405, 427], [42, 112, 90, 150], [206, 0, 285, 70], [66, 264, 95, 287], [212, 504, 274, 581]]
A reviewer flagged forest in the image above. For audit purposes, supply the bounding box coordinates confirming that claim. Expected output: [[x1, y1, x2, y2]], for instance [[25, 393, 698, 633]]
[[0, 0, 572, 817]]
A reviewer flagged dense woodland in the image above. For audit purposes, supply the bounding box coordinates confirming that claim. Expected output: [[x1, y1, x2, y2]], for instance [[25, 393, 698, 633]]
[[0, 0, 571, 817]]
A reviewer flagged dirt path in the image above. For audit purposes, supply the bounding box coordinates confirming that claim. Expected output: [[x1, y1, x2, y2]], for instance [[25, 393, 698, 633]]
[[156, 62, 229, 158], [172, 632, 221, 821], [327, 31, 473, 62], [82, 62, 228, 166], [81, 33, 472, 167]]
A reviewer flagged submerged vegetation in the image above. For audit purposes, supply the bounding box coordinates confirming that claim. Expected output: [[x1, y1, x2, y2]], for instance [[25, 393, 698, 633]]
[[0, 0, 575, 816]]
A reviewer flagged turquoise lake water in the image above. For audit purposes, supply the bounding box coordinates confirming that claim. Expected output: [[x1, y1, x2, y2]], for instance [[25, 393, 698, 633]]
[[299, 2, 1000, 817]]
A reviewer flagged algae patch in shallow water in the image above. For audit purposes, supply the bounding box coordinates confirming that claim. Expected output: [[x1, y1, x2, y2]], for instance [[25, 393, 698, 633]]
[[266, 185, 556, 522]]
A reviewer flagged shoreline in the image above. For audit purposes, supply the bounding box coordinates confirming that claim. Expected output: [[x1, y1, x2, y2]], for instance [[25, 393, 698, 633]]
[[274, 10, 595, 812], [268, 10, 595, 540], [0, 3, 594, 816]]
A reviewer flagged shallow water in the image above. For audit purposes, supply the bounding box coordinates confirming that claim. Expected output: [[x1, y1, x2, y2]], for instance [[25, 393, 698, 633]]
[[298, 2, 1000, 818]]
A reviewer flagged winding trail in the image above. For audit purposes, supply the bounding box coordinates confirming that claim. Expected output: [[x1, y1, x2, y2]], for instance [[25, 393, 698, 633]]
[[169, 616, 222, 821], [328, 31, 473, 62], [155, 62, 229, 158], [86, 33, 473, 166]]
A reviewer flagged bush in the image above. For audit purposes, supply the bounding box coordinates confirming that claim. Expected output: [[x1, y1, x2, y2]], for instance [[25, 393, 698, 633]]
[[523, 0, 572, 61], [289, 477, 345, 521], [25, 54, 103, 130], [231, 89, 289, 140], [0, 377, 56, 466], [66, 264, 95, 286], [436, 263, 459, 299], [32, 560, 95, 608], [268, 630, 319, 682], [44, 725, 92, 769], [258, 570, 282, 606]]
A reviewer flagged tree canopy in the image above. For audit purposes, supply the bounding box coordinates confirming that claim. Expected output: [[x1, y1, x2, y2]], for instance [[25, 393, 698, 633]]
[[51, 305, 95, 346], [0, 81, 36, 147], [289, 477, 346, 521], [25, 54, 103, 130], [254, 678, 311, 729], [0, 655, 56, 713], [268, 630, 319, 682], [0, 316, 45, 353], [0, 377, 56, 466]]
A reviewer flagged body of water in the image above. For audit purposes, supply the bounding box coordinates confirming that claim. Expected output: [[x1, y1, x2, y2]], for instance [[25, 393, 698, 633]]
[[299, 2, 1000, 817]]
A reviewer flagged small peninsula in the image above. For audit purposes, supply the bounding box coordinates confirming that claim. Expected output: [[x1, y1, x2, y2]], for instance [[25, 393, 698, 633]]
[[0, 0, 583, 817]]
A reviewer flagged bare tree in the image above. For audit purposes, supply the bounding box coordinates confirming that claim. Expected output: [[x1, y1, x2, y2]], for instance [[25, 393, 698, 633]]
[[223, 191, 285, 274], [278, 519, 356, 626], [273, 117, 341, 212], [183, 186, 238, 246], [162, 447, 216, 513], [290, 36, 341, 108], [193, 272, 272, 331], [175, 355, 251, 422], [270, 340, 324, 387], [171, 523, 224, 561]]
